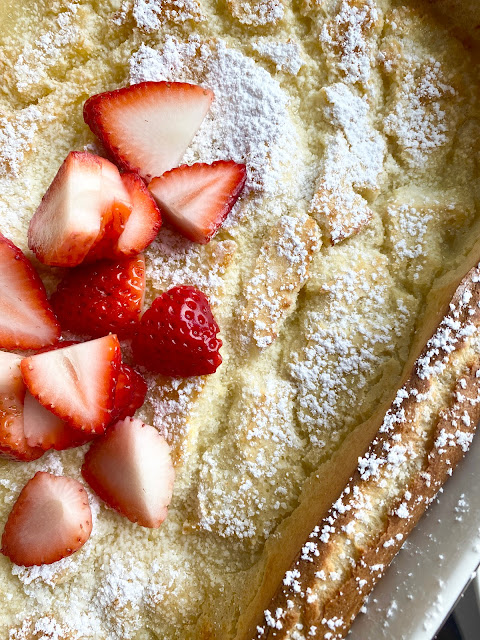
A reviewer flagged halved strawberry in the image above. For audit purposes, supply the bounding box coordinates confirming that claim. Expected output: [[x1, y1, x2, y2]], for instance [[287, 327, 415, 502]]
[[28, 152, 103, 267], [111, 364, 148, 423], [83, 82, 214, 181], [0, 352, 43, 462], [1, 472, 92, 566], [21, 336, 121, 434], [0, 233, 60, 350], [50, 256, 145, 339], [131, 286, 222, 376], [82, 417, 174, 528], [24, 392, 94, 451], [148, 161, 247, 244], [84, 161, 133, 262], [28, 152, 132, 267], [115, 172, 162, 256]]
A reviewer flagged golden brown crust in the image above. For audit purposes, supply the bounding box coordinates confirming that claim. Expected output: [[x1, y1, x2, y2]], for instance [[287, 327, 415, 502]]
[[253, 263, 480, 639]]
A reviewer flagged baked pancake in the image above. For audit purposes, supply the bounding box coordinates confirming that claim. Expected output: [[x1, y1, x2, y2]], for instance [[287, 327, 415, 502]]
[[1, 0, 480, 638]]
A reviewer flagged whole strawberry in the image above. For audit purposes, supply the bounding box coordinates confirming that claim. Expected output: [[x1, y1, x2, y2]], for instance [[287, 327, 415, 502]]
[[132, 286, 222, 377], [50, 255, 145, 339]]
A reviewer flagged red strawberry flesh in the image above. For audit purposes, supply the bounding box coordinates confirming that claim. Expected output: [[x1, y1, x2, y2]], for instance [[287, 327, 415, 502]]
[[24, 391, 94, 451], [111, 364, 148, 423], [116, 172, 162, 257], [0, 351, 43, 462], [84, 160, 133, 262], [131, 285, 222, 377], [82, 417, 175, 528], [83, 81, 214, 180], [1, 472, 92, 566], [21, 336, 121, 434], [50, 256, 146, 339], [28, 151, 134, 267], [148, 161, 246, 244], [0, 233, 60, 350]]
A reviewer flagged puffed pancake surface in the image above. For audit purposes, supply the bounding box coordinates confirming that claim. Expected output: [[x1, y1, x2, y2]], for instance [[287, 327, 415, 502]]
[[1, 0, 480, 639]]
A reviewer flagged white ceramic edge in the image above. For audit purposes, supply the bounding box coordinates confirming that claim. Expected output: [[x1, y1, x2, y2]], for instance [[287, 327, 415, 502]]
[[349, 423, 480, 640]]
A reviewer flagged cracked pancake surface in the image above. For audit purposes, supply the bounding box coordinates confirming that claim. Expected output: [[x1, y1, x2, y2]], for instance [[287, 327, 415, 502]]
[[1, 0, 480, 638]]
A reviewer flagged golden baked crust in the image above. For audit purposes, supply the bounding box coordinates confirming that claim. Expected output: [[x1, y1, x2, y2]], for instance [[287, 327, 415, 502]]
[[1, 0, 480, 638], [254, 261, 480, 639]]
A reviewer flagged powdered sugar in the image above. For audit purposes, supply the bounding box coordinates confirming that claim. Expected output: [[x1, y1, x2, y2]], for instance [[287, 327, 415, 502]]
[[383, 57, 456, 167], [132, 0, 203, 29], [320, 0, 380, 87], [144, 227, 236, 305], [229, 0, 284, 26], [0, 107, 45, 177], [195, 377, 305, 542], [129, 37, 301, 200], [251, 39, 303, 74], [13, 4, 79, 94], [309, 83, 385, 242]]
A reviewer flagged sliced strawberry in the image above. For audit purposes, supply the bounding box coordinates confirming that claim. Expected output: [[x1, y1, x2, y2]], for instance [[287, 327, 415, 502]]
[[23, 341, 94, 451], [131, 285, 222, 377], [21, 336, 121, 434], [28, 152, 132, 267], [28, 152, 103, 267], [115, 172, 162, 256], [83, 81, 214, 181], [148, 161, 246, 244], [111, 364, 148, 423], [85, 161, 133, 262], [0, 352, 43, 462], [1, 472, 92, 566], [24, 392, 94, 451], [50, 256, 145, 339], [82, 417, 174, 528], [0, 233, 60, 350]]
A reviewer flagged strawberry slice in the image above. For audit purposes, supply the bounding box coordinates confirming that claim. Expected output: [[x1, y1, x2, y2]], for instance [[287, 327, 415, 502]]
[[1, 472, 92, 566], [28, 152, 132, 267], [21, 336, 121, 434], [84, 161, 133, 262], [83, 81, 214, 181], [0, 352, 43, 462], [82, 417, 175, 528], [111, 364, 148, 423], [50, 256, 146, 339], [148, 161, 247, 244], [23, 340, 94, 451], [28, 152, 104, 267], [24, 392, 94, 451], [0, 233, 60, 350], [115, 172, 162, 257], [131, 286, 222, 376]]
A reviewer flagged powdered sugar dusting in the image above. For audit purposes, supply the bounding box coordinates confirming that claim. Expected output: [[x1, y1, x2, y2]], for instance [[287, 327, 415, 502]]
[[129, 37, 301, 200], [144, 227, 236, 305], [309, 83, 385, 242], [382, 55, 456, 167], [242, 214, 319, 348], [290, 259, 414, 456], [194, 377, 306, 542], [13, 3, 79, 94], [0, 107, 46, 177], [320, 0, 380, 87], [251, 39, 303, 74], [132, 0, 203, 29], [228, 0, 284, 26]]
